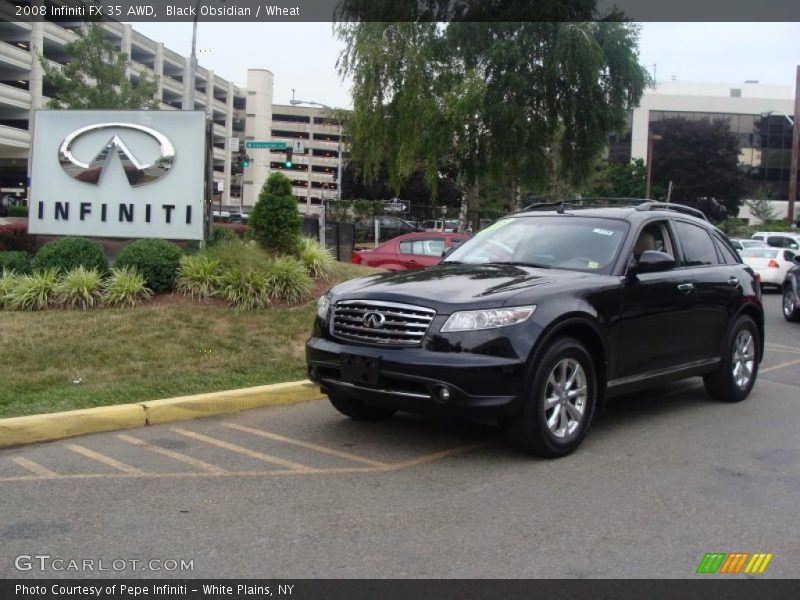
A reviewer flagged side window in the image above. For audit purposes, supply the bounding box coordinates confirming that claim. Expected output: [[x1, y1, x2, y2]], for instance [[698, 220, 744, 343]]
[[785, 250, 796, 262], [632, 221, 674, 259], [713, 232, 740, 264], [399, 241, 412, 254], [674, 221, 720, 267], [399, 239, 445, 256]]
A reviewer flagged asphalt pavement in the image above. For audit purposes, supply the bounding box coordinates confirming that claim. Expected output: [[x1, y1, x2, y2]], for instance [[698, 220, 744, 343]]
[[1, 292, 798, 579]]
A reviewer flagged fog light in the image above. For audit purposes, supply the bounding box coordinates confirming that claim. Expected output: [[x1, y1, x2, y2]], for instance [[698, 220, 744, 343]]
[[434, 386, 451, 404]]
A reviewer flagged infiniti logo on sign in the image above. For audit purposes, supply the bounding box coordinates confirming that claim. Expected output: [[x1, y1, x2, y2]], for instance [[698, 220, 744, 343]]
[[362, 312, 386, 329], [58, 122, 176, 186]]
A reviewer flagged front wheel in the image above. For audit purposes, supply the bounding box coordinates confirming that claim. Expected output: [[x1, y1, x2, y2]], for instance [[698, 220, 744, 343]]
[[783, 286, 800, 322], [328, 393, 396, 421], [703, 315, 759, 402], [504, 337, 597, 458]]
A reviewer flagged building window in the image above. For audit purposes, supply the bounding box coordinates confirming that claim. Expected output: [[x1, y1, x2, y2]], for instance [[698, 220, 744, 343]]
[[273, 114, 311, 124]]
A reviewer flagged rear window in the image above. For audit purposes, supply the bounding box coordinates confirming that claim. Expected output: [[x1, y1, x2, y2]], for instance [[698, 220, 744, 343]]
[[741, 248, 780, 258]]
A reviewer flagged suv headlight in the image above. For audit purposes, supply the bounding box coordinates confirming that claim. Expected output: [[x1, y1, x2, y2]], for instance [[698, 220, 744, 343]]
[[317, 293, 331, 320], [441, 306, 536, 332]]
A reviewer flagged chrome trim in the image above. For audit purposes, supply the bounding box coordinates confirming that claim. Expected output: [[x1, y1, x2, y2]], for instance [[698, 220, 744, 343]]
[[321, 378, 431, 400], [332, 299, 436, 346], [336, 299, 436, 314], [607, 357, 721, 388]]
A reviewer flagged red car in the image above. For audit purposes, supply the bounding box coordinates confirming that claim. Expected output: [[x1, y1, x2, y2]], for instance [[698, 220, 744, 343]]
[[352, 232, 469, 270]]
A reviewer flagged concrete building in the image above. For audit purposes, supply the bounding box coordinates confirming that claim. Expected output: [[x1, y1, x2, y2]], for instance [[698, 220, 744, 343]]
[[609, 80, 796, 200]]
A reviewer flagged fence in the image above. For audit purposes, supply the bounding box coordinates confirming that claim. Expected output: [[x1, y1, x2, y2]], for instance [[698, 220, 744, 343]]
[[302, 216, 355, 262]]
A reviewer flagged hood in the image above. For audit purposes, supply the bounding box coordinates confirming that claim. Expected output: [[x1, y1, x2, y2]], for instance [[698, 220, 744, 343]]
[[331, 263, 592, 312]]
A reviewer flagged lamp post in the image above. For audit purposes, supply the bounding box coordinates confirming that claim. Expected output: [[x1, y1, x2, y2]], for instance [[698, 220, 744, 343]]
[[645, 132, 662, 199], [762, 103, 799, 226], [289, 98, 344, 202]]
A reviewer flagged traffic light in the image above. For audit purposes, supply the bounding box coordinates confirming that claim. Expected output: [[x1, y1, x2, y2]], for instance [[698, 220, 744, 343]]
[[284, 148, 293, 168], [242, 155, 250, 168]]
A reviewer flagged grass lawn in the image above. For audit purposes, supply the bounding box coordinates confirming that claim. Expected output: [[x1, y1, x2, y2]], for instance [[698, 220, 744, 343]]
[[0, 262, 378, 418]]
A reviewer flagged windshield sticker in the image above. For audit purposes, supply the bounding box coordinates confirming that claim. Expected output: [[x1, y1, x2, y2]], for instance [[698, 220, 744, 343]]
[[592, 228, 615, 236], [587, 261, 600, 270]]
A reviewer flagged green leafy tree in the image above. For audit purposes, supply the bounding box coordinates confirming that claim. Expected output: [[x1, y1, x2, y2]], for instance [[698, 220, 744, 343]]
[[40, 24, 158, 109], [746, 190, 779, 223], [583, 158, 658, 199], [336, 4, 649, 227], [651, 118, 747, 221], [249, 173, 301, 255]]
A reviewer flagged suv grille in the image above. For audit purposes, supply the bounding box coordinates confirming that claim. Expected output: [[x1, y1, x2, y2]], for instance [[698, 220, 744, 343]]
[[332, 300, 436, 346]]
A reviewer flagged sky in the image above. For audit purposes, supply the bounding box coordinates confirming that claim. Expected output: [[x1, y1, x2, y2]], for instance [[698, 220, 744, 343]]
[[129, 22, 800, 109]]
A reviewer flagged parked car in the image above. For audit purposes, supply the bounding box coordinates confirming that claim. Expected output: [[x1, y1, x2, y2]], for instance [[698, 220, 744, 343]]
[[782, 254, 800, 321], [355, 216, 421, 243], [750, 232, 800, 250], [422, 219, 460, 232], [352, 232, 469, 270], [740, 247, 797, 290], [729, 238, 768, 254], [308, 201, 763, 458]]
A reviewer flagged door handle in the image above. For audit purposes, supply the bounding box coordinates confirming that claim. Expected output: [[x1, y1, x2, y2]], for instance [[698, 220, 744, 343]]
[[677, 282, 694, 293], [727, 276, 739, 286]]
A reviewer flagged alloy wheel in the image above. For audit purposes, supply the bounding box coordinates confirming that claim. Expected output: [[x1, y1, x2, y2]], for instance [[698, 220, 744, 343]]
[[544, 358, 587, 439], [732, 330, 755, 389]]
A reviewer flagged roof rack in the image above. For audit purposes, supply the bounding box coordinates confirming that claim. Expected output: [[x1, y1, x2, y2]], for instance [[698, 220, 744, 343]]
[[519, 198, 641, 213], [634, 201, 708, 221]]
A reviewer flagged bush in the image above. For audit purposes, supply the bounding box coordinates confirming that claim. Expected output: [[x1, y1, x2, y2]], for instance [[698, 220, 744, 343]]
[[115, 239, 182, 293], [7, 205, 28, 218], [0, 222, 36, 253], [298, 238, 335, 280], [102, 266, 153, 308], [0, 271, 21, 309], [33, 237, 108, 274], [176, 255, 221, 301], [0, 251, 31, 275], [7, 268, 59, 311], [265, 256, 314, 305], [249, 172, 301, 255], [210, 226, 240, 246], [56, 266, 103, 310], [204, 238, 273, 273], [220, 268, 270, 311]]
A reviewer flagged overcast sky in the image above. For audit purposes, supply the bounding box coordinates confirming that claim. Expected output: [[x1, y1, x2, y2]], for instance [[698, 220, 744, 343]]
[[130, 22, 800, 109]]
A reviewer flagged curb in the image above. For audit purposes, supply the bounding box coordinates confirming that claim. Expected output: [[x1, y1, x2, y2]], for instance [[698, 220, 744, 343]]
[[0, 380, 322, 449]]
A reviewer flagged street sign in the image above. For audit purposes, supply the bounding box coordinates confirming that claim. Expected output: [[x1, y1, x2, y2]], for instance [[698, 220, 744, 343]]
[[384, 199, 408, 213], [292, 140, 305, 154], [245, 141, 287, 149]]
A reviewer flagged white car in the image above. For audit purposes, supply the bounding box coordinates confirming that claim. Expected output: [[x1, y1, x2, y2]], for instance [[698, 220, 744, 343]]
[[730, 238, 768, 254], [740, 247, 798, 289], [750, 232, 800, 250]]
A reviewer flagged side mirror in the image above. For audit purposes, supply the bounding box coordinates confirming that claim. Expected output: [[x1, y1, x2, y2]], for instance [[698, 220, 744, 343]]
[[631, 250, 676, 275]]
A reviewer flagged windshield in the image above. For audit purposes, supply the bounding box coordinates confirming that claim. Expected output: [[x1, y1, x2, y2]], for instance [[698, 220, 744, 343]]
[[741, 248, 780, 258], [443, 216, 629, 274]]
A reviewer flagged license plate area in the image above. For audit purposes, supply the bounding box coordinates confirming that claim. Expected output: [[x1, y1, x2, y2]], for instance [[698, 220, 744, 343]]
[[341, 354, 381, 386]]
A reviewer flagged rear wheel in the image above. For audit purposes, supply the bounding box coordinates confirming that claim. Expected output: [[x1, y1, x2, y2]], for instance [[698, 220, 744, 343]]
[[783, 286, 800, 322], [703, 315, 759, 402], [328, 393, 396, 421], [504, 337, 597, 458]]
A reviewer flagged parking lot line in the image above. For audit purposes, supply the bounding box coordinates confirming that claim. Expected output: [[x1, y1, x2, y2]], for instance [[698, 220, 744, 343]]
[[171, 427, 314, 472], [761, 358, 800, 374], [116, 434, 228, 475], [65, 443, 145, 474], [10, 456, 59, 478], [223, 422, 391, 468], [386, 441, 492, 470], [766, 344, 800, 354]]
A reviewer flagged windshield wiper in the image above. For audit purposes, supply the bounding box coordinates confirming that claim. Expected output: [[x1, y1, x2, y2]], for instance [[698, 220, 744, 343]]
[[486, 261, 552, 269]]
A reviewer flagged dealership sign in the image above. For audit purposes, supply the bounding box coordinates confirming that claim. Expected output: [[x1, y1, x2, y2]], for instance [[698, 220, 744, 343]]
[[29, 110, 205, 240]]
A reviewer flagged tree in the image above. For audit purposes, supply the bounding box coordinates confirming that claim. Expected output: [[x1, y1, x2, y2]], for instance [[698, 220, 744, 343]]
[[746, 190, 779, 223], [41, 24, 158, 109], [335, 3, 649, 227], [583, 158, 657, 198], [651, 118, 747, 221], [249, 173, 301, 255]]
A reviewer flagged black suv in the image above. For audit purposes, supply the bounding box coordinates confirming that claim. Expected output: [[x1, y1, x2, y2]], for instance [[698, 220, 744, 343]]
[[306, 202, 764, 458]]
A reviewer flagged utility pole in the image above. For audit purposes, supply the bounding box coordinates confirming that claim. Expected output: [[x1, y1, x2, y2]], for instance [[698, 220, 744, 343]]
[[789, 65, 799, 225]]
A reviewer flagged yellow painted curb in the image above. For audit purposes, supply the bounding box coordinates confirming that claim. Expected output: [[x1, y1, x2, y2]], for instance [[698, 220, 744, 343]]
[[141, 380, 322, 425], [0, 404, 146, 448], [0, 380, 323, 448]]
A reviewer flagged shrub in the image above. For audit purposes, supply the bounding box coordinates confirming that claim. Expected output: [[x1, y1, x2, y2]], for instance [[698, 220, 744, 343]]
[[7, 205, 28, 218], [56, 266, 103, 310], [249, 172, 301, 255], [0, 222, 36, 253], [33, 237, 108, 274], [210, 225, 240, 246], [265, 256, 314, 305], [176, 255, 221, 301], [8, 268, 59, 311], [115, 239, 182, 293], [0, 271, 21, 309], [204, 238, 273, 273], [220, 268, 270, 311], [102, 266, 153, 308], [298, 238, 335, 280], [0, 251, 31, 275]]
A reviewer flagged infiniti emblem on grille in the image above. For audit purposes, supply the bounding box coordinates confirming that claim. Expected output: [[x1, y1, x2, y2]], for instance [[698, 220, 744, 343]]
[[362, 312, 386, 328]]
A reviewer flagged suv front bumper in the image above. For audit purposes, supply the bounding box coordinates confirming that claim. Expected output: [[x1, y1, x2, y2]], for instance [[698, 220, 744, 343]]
[[306, 336, 526, 418]]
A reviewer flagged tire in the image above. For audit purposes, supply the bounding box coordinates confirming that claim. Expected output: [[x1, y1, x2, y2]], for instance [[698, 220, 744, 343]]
[[783, 285, 800, 322], [703, 315, 759, 403], [504, 337, 597, 458], [328, 393, 396, 421]]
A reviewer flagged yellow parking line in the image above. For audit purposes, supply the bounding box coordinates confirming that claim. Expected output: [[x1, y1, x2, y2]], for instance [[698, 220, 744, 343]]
[[65, 444, 145, 474], [761, 358, 800, 374], [116, 434, 228, 475], [223, 422, 391, 468], [172, 427, 313, 472], [11, 457, 58, 478]]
